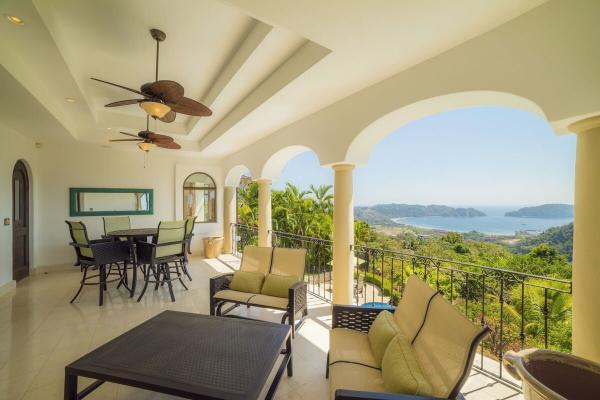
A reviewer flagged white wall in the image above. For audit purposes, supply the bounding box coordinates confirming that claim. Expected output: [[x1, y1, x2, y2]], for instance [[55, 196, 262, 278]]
[[0, 123, 38, 288], [35, 141, 223, 267]]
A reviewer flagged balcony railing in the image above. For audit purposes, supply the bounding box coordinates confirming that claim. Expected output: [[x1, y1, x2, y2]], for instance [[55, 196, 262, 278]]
[[230, 223, 573, 387]]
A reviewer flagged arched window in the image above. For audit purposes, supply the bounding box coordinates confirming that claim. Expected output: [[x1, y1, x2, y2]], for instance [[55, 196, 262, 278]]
[[183, 172, 216, 222]]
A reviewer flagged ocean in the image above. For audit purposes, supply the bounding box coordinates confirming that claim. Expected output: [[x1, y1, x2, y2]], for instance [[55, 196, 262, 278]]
[[392, 206, 573, 236]]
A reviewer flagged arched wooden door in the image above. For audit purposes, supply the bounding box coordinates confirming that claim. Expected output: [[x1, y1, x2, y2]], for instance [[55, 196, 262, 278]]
[[12, 161, 29, 281]]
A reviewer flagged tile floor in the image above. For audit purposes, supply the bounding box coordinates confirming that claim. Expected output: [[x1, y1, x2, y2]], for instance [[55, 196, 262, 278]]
[[0, 257, 522, 399]]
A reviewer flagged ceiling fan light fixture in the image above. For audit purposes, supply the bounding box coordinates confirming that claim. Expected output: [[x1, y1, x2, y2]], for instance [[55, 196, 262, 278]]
[[137, 142, 155, 152], [139, 100, 170, 118]]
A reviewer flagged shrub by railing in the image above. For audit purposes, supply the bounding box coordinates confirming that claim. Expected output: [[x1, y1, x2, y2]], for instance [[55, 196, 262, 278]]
[[231, 224, 573, 386]]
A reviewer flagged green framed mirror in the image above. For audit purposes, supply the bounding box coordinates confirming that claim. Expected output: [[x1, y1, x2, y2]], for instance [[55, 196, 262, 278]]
[[69, 188, 153, 216]]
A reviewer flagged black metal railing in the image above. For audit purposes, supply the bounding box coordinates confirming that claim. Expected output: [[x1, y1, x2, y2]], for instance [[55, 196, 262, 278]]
[[230, 224, 573, 387], [231, 224, 259, 256], [352, 245, 572, 386]]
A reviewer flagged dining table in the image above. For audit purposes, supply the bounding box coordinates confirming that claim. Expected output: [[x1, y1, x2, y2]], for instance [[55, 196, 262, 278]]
[[105, 228, 158, 297]]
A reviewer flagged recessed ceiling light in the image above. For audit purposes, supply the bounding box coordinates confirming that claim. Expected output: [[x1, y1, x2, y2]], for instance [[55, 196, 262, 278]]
[[5, 15, 24, 25], [65, 97, 76, 103], [107, 127, 112, 130]]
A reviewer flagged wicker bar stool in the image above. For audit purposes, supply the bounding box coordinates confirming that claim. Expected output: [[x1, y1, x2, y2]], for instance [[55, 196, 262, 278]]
[[66, 221, 131, 306], [136, 220, 189, 302], [181, 216, 196, 281]]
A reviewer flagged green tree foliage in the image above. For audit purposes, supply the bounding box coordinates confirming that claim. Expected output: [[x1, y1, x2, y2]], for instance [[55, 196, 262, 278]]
[[236, 182, 573, 354]]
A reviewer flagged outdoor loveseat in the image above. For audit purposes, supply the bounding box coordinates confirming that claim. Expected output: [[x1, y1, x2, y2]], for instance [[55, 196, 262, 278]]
[[328, 275, 490, 400], [209, 245, 308, 336]]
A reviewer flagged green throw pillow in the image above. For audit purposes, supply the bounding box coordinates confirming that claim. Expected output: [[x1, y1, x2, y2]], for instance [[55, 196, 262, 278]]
[[260, 274, 299, 298], [368, 310, 401, 366], [229, 271, 265, 294], [382, 334, 433, 396]]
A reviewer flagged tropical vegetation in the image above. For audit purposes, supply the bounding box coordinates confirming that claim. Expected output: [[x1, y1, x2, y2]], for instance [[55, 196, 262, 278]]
[[237, 181, 573, 355]]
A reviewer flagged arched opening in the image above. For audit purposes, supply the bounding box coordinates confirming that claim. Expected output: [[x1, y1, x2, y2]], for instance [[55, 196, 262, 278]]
[[225, 164, 252, 188], [346, 91, 547, 165], [260, 145, 316, 181], [348, 103, 575, 378], [12, 160, 31, 281]]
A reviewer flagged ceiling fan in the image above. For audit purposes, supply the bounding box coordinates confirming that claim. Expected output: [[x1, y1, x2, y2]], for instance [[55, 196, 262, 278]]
[[91, 29, 212, 123], [110, 116, 181, 152]]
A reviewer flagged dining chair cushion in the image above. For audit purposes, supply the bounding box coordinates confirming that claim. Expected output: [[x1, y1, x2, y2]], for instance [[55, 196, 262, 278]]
[[260, 273, 299, 298], [381, 334, 433, 396], [67, 221, 93, 258], [156, 220, 186, 258], [368, 310, 401, 366], [103, 216, 131, 235], [229, 271, 265, 294]]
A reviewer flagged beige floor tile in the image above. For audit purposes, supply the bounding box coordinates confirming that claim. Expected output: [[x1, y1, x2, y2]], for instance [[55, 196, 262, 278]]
[[1, 256, 522, 400]]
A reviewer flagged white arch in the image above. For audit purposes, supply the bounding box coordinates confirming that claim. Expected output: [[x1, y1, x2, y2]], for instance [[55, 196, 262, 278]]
[[260, 145, 317, 181], [224, 164, 251, 187], [345, 91, 547, 165]]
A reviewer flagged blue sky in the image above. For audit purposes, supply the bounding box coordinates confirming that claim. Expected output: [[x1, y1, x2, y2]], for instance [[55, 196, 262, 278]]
[[272, 106, 576, 207]]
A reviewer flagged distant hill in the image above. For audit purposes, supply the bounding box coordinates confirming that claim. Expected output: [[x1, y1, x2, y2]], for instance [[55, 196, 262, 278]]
[[512, 223, 573, 261], [355, 203, 486, 225], [505, 204, 573, 218]]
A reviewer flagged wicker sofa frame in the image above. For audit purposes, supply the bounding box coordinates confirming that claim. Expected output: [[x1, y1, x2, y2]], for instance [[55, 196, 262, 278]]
[[329, 303, 490, 400], [209, 248, 308, 337]]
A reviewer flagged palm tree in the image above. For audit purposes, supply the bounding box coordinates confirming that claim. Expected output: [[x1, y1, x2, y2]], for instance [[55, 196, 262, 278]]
[[310, 184, 333, 214]]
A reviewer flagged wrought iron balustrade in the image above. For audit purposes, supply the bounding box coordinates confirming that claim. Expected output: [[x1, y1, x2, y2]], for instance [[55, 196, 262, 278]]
[[230, 223, 573, 388], [352, 244, 572, 386]]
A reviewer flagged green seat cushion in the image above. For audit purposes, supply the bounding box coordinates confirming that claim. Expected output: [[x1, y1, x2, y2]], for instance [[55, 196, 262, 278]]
[[368, 310, 401, 366], [382, 334, 433, 396], [229, 271, 265, 294], [260, 273, 299, 298]]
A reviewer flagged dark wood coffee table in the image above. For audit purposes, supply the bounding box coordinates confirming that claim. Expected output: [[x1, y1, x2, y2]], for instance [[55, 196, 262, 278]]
[[64, 311, 292, 400]]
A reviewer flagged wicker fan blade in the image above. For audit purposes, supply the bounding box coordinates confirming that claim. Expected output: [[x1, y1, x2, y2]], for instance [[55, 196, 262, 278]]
[[158, 110, 176, 123], [156, 141, 181, 150], [141, 80, 184, 103], [166, 97, 212, 117], [146, 132, 174, 143], [109, 139, 143, 142], [91, 78, 149, 97], [105, 99, 143, 107], [119, 132, 143, 138]]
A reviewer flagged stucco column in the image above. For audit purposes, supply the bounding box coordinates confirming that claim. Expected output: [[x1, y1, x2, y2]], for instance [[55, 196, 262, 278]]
[[332, 163, 355, 304], [257, 179, 272, 247], [570, 115, 600, 363], [223, 186, 236, 253]]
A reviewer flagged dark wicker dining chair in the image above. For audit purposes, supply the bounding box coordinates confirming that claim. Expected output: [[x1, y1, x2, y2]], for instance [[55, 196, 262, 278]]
[[181, 216, 196, 281], [66, 221, 130, 306], [102, 216, 131, 241], [136, 220, 189, 302]]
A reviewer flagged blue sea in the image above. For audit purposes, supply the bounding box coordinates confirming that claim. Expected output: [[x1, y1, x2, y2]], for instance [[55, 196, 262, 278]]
[[392, 206, 573, 236]]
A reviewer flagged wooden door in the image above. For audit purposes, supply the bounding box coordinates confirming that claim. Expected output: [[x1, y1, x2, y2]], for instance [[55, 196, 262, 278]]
[[12, 161, 29, 281]]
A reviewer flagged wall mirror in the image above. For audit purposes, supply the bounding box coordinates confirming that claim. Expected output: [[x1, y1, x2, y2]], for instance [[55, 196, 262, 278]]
[[69, 188, 153, 216], [183, 172, 216, 223]]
